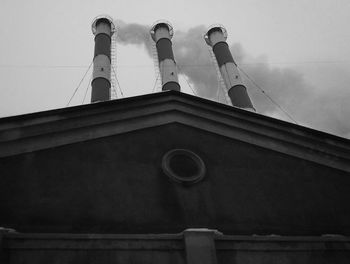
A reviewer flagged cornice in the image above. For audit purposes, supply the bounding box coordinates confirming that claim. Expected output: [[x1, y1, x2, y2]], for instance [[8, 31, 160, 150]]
[[0, 91, 349, 172]]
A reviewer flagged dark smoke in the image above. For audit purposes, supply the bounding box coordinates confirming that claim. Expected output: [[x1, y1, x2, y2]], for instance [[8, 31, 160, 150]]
[[231, 44, 350, 138], [116, 21, 350, 138], [116, 20, 153, 56], [173, 26, 219, 99]]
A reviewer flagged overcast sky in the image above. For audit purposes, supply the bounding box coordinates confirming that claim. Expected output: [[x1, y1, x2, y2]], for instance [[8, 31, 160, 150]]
[[1, 0, 350, 138]]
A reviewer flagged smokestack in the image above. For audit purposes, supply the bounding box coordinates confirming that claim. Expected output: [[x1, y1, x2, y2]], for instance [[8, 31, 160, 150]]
[[91, 15, 115, 102], [205, 25, 254, 111], [150, 21, 180, 91]]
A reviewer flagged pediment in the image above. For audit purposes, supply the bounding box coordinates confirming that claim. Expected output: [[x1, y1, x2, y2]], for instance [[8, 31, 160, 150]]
[[1, 121, 350, 235], [0, 91, 349, 172]]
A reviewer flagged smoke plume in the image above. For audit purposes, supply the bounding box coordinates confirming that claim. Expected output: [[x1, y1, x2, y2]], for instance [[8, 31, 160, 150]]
[[116, 21, 350, 138], [116, 20, 153, 56], [230, 44, 350, 138]]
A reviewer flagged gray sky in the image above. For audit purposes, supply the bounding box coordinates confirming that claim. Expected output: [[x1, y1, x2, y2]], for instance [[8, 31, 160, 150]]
[[1, 0, 350, 138]]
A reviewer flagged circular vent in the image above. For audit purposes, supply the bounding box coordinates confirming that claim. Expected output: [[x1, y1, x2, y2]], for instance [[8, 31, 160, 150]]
[[162, 149, 206, 184]]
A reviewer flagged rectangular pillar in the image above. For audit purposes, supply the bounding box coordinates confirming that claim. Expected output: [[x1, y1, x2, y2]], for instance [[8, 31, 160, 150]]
[[0, 227, 15, 264], [184, 228, 221, 264]]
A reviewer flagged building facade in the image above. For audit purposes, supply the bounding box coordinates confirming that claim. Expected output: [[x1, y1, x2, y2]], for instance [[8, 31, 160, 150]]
[[0, 91, 350, 263]]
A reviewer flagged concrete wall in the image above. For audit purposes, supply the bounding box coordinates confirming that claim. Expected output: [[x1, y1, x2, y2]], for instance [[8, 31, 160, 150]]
[[2, 231, 350, 264], [1, 92, 350, 263], [0, 123, 349, 235]]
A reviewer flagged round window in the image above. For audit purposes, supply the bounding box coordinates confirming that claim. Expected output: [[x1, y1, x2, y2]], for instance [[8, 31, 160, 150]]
[[161, 149, 206, 184]]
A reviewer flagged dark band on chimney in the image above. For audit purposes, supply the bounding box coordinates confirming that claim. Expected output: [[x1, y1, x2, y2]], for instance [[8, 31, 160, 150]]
[[156, 38, 175, 62], [212, 42, 235, 67], [228, 84, 254, 109], [163, 81, 180, 92], [91, 78, 111, 102], [94, 34, 111, 60]]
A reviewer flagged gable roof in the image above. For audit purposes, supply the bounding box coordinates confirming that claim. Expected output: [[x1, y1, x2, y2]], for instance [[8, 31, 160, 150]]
[[0, 90, 349, 172]]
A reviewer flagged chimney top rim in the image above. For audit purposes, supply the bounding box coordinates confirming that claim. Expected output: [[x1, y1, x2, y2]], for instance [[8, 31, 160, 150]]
[[204, 24, 227, 45], [91, 14, 116, 35], [150, 20, 174, 41]]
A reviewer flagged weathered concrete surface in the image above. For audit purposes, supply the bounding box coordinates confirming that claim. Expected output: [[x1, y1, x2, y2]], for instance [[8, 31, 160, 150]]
[[184, 229, 219, 264], [0, 91, 349, 236], [1, 91, 350, 262], [0, 122, 349, 235], [216, 235, 350, 264], [1, 232, 350, 264], [0, 92, 348, 172]]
